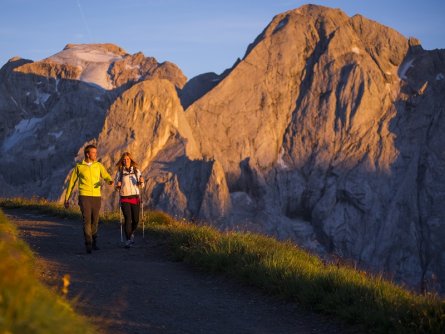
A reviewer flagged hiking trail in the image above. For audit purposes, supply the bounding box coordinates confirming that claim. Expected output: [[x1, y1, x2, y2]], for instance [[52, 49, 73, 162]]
[[6, 209, 362, 334]]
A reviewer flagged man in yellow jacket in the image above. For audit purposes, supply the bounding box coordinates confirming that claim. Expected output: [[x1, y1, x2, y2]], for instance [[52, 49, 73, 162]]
[[64, 144, 114, 254]]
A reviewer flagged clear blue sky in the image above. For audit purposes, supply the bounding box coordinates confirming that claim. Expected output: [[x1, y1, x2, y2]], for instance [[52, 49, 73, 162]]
[[1, 0, 444, 79]]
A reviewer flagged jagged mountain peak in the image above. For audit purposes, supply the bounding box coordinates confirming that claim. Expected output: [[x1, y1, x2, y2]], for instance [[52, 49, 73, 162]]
[[10, 43, 186, 91], [62, 43, 128, 56], [244, 4, 407, 64], [48, 43, 127, 67]]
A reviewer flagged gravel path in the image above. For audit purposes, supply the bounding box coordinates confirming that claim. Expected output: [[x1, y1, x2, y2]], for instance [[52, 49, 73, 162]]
[[6, 209, 362, 334]]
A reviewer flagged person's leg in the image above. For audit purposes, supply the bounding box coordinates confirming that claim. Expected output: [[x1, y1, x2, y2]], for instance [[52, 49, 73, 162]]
[[130, 203, 140, 239], [91, 196, 101, 250], [121, 202, 133, 241], [79, 196, 93, 253]]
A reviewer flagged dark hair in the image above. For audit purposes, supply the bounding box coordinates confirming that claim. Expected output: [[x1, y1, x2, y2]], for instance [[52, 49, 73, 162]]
[[84, 144, 97, 157]]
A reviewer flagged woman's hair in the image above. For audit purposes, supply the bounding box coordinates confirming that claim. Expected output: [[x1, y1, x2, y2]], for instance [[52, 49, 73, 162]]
[[116, 152, 138, 169]]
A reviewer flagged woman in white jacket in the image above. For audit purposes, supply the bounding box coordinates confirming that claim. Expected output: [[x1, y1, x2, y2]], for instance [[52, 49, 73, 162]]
[[115, 152, 144, 248]]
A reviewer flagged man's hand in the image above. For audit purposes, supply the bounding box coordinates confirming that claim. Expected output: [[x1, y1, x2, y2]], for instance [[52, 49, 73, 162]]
[[108, 180, 114, 186], [64, 201, 69, 209]]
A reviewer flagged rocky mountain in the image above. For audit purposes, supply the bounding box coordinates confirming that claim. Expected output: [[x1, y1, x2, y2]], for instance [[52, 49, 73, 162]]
[[0, 43, 186, 199], [1, 5, 444, 293]]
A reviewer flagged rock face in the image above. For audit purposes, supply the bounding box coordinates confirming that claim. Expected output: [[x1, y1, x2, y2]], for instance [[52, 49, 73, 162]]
[[0, 44, 186, 200], [1, 6, 444, 293], [89, 78, 230, 220], [184, 5, 445, 291]]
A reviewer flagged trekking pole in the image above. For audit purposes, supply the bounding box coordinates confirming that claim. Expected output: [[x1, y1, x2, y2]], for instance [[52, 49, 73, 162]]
[[139, 174, 145, 239], [141, 194, 145, 239], [119, 206, 123, 243]]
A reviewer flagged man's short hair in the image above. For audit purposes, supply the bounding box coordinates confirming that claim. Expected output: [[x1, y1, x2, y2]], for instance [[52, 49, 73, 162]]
[[84, 144, 97, 157]]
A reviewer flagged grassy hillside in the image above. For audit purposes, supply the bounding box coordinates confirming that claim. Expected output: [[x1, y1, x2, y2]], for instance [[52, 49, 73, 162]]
[[0, 208, 95, 333], [1, 197, 444, 333]]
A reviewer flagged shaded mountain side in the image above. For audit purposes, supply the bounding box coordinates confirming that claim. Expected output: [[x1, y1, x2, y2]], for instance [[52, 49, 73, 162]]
[[179, 72, 220, 110], [179, 58, 240, 110]]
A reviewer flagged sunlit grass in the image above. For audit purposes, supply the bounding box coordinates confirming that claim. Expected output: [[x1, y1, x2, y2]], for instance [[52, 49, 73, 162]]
[[0, 209, 95, 334], [145, 220, 444, 333], [1, 197, 444, 333]]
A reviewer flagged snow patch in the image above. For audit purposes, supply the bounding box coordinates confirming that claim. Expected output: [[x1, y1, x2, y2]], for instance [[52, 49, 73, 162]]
[[26, 92, 30, 96], [125, 64, 140, 70], [276, 151, 289, 170], [47, 44, 123, 90], [275, 19, 287, 31], [49, 46, 122, 65], [274, 17, 288, 32], [231, 192, 254, 206], [436, 73, 444, 81], [351, 46, 360, 55], [10, 96, 18, 107], [49, 131, 63, 139], [34, 92, 50, 105], [398, 59, 414, 80], [79, 62, 113, 90], [2, 117, 44, 152]]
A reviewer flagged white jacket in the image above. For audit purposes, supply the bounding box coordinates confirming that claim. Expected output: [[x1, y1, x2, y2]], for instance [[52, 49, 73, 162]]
[[114, 166, 143, 197]]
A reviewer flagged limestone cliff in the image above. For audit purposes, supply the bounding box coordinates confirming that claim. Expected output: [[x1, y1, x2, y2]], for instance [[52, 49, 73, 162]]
[[0, 44, 186, 200], [181, 5, 445, 292]]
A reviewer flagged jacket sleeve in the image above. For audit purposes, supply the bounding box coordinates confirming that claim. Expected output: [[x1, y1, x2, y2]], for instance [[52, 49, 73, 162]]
[[65, 165, 79, 201], [99, 163, 113, 182], [114, 170, 121, 184]]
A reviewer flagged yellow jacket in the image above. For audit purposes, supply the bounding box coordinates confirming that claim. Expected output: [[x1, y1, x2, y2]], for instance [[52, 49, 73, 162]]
[[65, 160, 112, 200]]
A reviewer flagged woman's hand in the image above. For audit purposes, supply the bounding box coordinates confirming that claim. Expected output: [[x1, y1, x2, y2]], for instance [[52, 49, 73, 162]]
[[138, 177, 144, 186]]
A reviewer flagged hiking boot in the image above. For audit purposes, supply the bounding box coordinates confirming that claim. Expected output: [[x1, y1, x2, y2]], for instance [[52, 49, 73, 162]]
[[130, 233, 135, 245], [92, 237, 100, 250], [124, 240, 132, 248], [86, 244, 92, 254]]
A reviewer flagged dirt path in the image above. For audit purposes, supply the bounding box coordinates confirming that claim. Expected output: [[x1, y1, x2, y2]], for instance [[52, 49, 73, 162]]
[[6, 209, 362, 334]]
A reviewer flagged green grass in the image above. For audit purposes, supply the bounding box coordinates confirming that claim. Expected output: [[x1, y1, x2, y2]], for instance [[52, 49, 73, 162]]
[[0, 208, 96, 334], [1, 197, 444, 333]]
